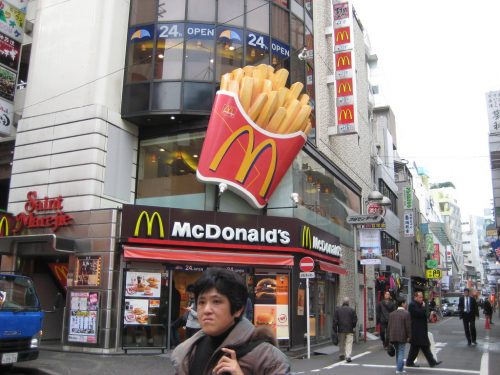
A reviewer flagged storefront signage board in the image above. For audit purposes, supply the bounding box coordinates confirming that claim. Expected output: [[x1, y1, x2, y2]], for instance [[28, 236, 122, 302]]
[[121, 205, 342, 262], [68, 291, 99, 344]]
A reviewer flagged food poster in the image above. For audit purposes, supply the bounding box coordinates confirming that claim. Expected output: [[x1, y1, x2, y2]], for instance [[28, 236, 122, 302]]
[[68, 292, 99, 344], [254, 274, 289, 340], [125, 271, 161, 298], [123, 298, 157, 325], [75, 256, 101, 286], [297, 288, 305, 316]]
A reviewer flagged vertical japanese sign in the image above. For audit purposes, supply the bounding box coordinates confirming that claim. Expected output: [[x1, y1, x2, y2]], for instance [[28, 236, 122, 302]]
[[331, 1, 357, 135], [253, 274, 289, 340], [403, 187, 413, 209], [68, 292, 99, 344], [403, 211, 414, 237], [0, 1, 24, 42], [486, 90, 500, 134], [0, 98, 12, 136], [432, 243, 440, 265]]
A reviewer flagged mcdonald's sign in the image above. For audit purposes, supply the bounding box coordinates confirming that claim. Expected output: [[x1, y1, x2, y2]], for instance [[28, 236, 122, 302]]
[[335, 52, 352, 70], [134, 211, 165, 238], [197, 92, 307, 208], [337, 105, 354, 124], [209, 125, 277, 199], [0, 215, 9, 236], [336, 78, 353, 97], [334, 27, 350, 44], [301, 226, 313, 249]]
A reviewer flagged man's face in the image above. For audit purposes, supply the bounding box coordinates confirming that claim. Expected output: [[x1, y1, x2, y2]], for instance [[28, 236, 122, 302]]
[[384, 291, 391, 300], [464, 290, 469, 297], [197, 288, 243, 337], [414, 292, 423, 304]]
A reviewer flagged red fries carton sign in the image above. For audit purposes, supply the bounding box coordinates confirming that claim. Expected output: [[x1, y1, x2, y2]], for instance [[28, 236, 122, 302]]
[[197, 91, 307, 208]]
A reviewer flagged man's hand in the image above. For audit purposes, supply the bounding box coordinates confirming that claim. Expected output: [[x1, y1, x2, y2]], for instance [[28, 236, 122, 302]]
[[212, 348, 244, 375]]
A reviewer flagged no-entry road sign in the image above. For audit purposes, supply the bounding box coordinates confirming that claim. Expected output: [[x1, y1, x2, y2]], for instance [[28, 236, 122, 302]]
[[299, 257, 315, 272]]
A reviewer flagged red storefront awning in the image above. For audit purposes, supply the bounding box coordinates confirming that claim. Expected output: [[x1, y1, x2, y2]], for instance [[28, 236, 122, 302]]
[[319, 260, 347, 275], [123, 246, 294, 266]]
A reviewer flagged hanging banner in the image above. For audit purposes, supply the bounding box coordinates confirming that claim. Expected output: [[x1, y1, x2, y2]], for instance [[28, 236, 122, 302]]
[[0, 97, 13, 136], [359, 228, 382, 264], [403, 211, 414, 237], [403, 187, 413, 209], [0, 1, 24, 41]]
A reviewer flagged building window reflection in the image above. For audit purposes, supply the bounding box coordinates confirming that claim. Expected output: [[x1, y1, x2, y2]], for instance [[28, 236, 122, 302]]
[[155, 23, 184, 80], [126, 25, 155, 82], [245, 30, 270, 66], [184, 24, 215, 81], [216, 27, 244, 78], [158, 0, 186, 22]]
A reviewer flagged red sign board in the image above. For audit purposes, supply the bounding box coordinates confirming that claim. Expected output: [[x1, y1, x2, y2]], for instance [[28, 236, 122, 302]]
[[299, 257, 315, 272]]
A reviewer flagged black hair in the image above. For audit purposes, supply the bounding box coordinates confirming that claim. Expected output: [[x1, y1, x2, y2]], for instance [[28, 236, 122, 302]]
[[193, 268, 248, 316], [464, 288, 470, 293], [186, 284, 194, 293], [396, 297, 406, 307]]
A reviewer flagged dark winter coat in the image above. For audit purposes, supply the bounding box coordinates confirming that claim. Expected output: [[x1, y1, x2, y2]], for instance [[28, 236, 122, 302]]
[[171, 318, 290, 375], [408, 300, 430, 346], [483, 300, 493, 316], [376, 299, 397, 325], [332, 303, 358, 333], [387, 308, 411, 343], [458, 295, 479, 319]]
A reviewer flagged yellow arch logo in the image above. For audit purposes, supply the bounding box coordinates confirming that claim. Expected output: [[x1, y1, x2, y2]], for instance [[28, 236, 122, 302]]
[[209, 125, 277, 198], [134, 211, 165, 238], [0, 216, 8, 237], [301, 226, 312, 249]]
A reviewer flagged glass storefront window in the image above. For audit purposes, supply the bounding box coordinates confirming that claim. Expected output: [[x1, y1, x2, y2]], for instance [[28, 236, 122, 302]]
[[245, 30, 270, 66], [188, 0, 215, 22], [215, 27, 243, 78], [271, 5, 289, 43], [184, 24, 215, 81], [290, 49, 305, 86], [126, 25, 155, 82], [291, 15, 303, 50], [271, 39, 290, 72], [155, 23, 184, 80], [247, 0, 269, 34], [218, 0, 244, 27], [137, 132, 206, 208], [130, 0, 156, 25], [152, 82, 181, 110], [304, 0, 313, 15], [158, 0, 186, 21], [305, 63, 315, 137], [292, 151, 360, 242]]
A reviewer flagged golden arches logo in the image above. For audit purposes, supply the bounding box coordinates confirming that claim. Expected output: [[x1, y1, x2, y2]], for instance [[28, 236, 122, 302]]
[[337, 81, 352, 94], [338, 108, 353, 121], [0, 216, 8, 237], [301, 226, 312, 249], [134, 211, 165, 238], [336, 55, 351, 68], [209, 125, 277, 198], [335, 29, 350, 43]]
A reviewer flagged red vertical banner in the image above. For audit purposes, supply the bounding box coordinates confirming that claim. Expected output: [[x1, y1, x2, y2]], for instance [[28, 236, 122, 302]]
[[432, 244, 440, 265]]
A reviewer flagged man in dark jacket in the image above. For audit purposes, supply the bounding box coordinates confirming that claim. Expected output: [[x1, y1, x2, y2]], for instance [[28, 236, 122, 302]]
[[458, 288, 480, 345], [483, 298, 493, 324], [387, 298, 411, 374], [406, 291, 442, 368], [332, 297, 357, 362], [376, 290, 396, 349]]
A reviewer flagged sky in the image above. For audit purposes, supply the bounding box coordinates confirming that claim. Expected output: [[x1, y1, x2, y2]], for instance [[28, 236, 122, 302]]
[[351, 0, 500, 218]]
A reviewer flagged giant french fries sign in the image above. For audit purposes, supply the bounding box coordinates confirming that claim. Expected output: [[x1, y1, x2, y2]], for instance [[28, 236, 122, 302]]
[[197, 65, 311, 209]]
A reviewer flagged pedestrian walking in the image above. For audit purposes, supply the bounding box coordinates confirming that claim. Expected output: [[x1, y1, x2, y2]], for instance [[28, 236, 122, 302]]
[[184, 284, 201, 339], [332, 297, 357, 363], [483, 298, 493, 326], [387, 298, 411, 374], [406, 291, 442, 368], [376, 290, 396, 349], [171, 268, 290, 375], [458, 288, 479, 345]]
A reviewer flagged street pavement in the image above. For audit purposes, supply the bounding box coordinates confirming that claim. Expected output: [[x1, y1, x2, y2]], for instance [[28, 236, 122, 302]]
[[4, 314, 499, 374]]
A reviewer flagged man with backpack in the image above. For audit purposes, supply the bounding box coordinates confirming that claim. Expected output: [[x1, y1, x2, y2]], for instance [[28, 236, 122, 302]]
[[171, 268, 290, 374]]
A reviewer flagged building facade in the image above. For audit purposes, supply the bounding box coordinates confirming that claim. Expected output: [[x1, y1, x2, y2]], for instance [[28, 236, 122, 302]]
[[0, 0, 391, 353]]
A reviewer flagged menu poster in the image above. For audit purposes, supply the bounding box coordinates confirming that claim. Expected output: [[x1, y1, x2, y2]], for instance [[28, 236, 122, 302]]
[[75, 256, 101, 286], [254, 274, 289, 340], [125, 271, 161, 298], [68, 292, 99, 344], [124, 298, 149, 325]]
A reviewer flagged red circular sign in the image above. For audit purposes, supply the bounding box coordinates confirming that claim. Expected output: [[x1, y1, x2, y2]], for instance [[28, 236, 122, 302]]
[[299, 257, 315, 272]]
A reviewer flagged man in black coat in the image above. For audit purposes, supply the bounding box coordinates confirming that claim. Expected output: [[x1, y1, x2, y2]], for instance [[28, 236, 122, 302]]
[[376, 290, 396, 349], [458, 288, 479, 345], [406, 291, 441, 368]]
